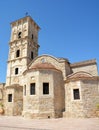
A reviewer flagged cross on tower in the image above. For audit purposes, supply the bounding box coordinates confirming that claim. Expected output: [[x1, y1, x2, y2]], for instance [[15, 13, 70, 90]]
[[25, 12, 28, 16]]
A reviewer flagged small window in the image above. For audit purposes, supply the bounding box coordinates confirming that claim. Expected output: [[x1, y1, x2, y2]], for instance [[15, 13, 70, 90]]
[[43, 83, 49, 94], [24, 85, 26, 96], [32, 34, 34, 39], [16, 50, 20, 57], [15, 68, 19, 75], [73, 89, 80, 100], [18, 32, 22, 39], [31, 51, 34, 59], [8, 94, 12, 102], [30, 83, 35, 95]]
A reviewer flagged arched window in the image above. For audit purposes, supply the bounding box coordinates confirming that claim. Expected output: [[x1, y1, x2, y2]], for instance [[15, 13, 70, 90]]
[[18, 32, 22, 39], [16, 50, 20, 57], [15, 68, 19, 75]]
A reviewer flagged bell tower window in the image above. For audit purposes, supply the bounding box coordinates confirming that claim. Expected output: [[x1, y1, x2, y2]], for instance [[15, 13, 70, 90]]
[[16, 50, 20, 57], [15, 68, 19, 75], [18, 32, 22, 39]]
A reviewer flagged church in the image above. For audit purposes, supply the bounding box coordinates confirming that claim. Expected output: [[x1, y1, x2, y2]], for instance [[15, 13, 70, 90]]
[[0, 16, 99, 118]]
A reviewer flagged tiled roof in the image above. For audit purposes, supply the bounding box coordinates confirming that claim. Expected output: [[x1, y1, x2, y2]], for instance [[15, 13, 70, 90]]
[[23, 62, 61, 74]]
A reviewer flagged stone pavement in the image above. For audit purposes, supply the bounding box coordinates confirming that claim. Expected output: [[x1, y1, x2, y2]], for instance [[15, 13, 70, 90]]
[[0, 116, 99, 130]]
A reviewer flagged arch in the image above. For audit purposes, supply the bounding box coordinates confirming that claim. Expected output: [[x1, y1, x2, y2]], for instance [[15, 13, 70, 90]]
[[18, 32, 22, 39], [67, 71, 93, 79], [25, 54, 69, 78], [28, 54, 61, 68]]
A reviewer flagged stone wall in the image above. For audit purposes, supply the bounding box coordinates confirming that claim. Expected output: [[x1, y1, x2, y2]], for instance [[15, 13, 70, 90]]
[[81, 79, 99, 117], [53, 71, 65, 117], [4, 87, 14, 115], [71, 60, 98, 76], [63, 81, 84, 118], [63, 78, 99, 118], [22, 68, 64, 119], [4, 85, 23, 116], [0, 83, 5, 108]]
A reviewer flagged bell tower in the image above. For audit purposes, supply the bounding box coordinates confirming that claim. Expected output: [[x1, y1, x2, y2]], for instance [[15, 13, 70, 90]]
[[6, 16, 40, 86]]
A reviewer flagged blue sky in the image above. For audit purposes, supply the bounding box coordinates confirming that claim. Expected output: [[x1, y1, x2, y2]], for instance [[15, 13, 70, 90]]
[[0, 0, 99, 82]]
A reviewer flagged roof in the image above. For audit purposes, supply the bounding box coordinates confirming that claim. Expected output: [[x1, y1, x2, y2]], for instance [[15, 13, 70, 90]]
[[28, 54, 70, 70], [30, 62, 61, 72], [65, 76, 99, 83], [70, 59, 96, 68], [23, 62, 61, 74], [31, 63, 56, 69], [65, 71, 99, 83]]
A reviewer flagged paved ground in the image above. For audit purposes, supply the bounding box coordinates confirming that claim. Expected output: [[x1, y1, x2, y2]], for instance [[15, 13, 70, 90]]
[[0, 116, 99, 130]]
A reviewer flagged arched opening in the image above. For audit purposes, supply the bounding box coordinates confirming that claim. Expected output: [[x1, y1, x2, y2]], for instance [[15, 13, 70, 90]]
[[16, 50, 20, 57], [15, 68, 19, 75], [18, 32, 22, 39]]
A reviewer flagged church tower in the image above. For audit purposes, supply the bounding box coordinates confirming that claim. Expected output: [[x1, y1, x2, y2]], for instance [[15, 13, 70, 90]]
[[6, 16, 40, 86]]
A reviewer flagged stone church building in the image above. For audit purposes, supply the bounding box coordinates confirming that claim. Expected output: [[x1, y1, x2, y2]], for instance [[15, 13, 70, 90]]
[[0, 16, 99, 118]]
